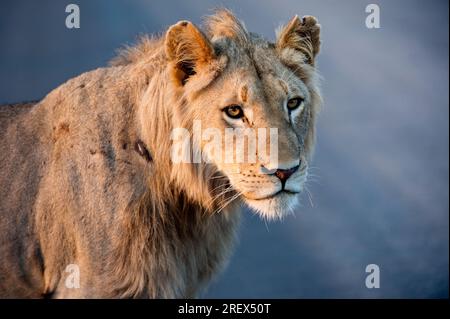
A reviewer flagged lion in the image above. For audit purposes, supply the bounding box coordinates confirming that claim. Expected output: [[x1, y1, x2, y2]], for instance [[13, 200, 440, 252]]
[[0, 9, 321, 298]]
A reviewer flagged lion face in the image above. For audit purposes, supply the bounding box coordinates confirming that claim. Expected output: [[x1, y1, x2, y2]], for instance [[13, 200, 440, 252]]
[[166, 11, 321, 219]]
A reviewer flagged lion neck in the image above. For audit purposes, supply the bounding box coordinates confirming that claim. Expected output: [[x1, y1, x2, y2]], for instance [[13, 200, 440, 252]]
[[130, 59, 237, 216], [110, 69, 241, 296]]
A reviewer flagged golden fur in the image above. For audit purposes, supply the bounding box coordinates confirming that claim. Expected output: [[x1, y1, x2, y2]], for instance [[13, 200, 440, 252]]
[[0, 9, 321, 298]]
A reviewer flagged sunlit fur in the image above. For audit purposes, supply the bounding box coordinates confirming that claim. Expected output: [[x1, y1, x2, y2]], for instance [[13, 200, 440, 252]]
[[0, 9, 321, 298]]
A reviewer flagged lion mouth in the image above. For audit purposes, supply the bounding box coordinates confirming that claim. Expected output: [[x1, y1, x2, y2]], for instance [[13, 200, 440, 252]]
[[243, 189, 299, 201]]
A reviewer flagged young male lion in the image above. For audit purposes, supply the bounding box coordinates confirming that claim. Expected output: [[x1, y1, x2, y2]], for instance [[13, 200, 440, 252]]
[[0, 10, 321, 298]]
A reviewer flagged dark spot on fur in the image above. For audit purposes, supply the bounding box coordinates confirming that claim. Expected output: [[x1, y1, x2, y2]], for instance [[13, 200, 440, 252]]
[[79, 84, 85, 88], [240, 85, 248, 103], [119, 159, 132, 165], [59, 122, 70, 133], [135, 139, 152, 162], [89, 149, 97, 155], [122, 143, 128, 150], [180, 21, 188, 27], [53, 122, 70, 142]]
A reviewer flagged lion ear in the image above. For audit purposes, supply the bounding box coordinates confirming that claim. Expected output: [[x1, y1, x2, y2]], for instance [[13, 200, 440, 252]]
[[165, 20, 216, 86], [276, 15, 321, 66]]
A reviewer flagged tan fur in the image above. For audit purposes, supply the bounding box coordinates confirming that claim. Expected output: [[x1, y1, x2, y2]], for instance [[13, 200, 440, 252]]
[[0, 10, 321, 298]]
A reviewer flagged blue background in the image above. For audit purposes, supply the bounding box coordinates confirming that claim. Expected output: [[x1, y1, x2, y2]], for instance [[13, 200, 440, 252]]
[[0, 0, 448, 298]]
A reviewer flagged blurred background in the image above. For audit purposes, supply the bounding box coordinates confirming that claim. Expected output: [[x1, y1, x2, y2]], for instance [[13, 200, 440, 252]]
[[0, 0, 448, 298]]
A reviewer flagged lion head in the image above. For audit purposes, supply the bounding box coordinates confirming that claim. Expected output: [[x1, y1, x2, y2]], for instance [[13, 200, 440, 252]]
[[161, 10, 321, 220]]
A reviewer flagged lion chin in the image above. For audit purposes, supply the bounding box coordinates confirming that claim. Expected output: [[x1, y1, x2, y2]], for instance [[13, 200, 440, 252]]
[[243, 190, 301, 220]]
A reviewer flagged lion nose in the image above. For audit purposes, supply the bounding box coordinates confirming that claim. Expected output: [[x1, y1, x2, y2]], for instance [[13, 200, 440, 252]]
[[274, 165, 300, 186]]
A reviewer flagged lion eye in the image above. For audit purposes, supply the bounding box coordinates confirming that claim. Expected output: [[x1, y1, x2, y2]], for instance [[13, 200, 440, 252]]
[[287, 97, 304, 111], [223, 105, 244, 119]]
